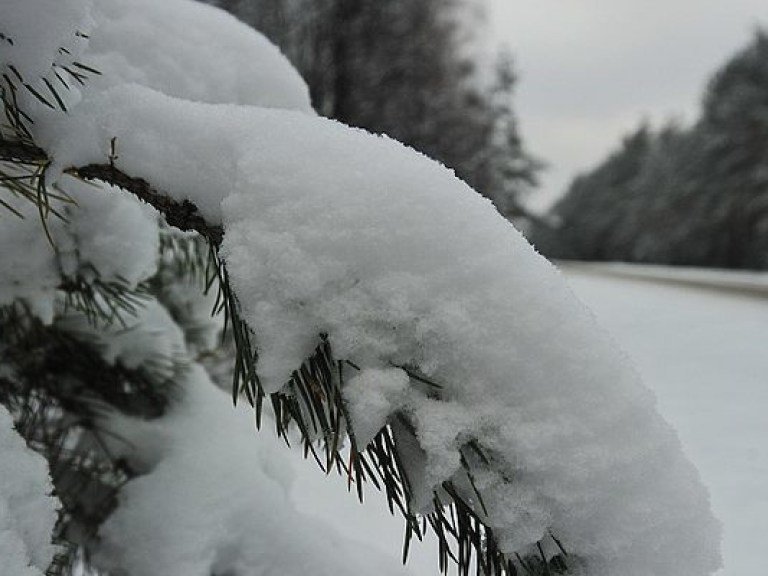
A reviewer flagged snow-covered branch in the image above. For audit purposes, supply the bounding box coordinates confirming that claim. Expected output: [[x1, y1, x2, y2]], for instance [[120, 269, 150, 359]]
[[0, 1, 722, 575], [0, 138, 48, 165], [0, 138, 224, 246]]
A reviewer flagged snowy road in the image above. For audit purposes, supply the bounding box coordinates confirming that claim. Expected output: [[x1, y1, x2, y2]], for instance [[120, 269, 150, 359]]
[[566, 267, 768, 576], [290, 266, 768, 576]]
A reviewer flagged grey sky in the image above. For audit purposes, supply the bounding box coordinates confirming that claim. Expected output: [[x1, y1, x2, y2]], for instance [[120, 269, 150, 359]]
[[488, 0, 768, 211]]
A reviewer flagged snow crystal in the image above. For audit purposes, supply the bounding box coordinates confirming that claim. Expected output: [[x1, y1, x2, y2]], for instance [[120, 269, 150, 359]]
[[97, 364, 414, 576], [0, 405, 60, 576]]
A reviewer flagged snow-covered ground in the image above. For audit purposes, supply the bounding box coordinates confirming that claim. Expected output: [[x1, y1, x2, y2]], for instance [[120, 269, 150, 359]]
[[290, 265, 768, 576], [566, 266, 768, 576]]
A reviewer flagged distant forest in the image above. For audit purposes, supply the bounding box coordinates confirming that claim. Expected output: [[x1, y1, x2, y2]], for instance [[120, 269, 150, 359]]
[[532, 31, 768, 270]]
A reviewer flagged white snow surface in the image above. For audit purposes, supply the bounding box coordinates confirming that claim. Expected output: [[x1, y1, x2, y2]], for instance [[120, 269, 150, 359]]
[[7, 0, 722, 574], [84, 0, 312, 112], [0, 177, 159, 323], [0, 0, 92, 114], [98, 363, 413, 576], [61, 177, 160, 288], [565, 268, 768, 576], [0, 194, 63, 323], [0, 406, 60, 576]]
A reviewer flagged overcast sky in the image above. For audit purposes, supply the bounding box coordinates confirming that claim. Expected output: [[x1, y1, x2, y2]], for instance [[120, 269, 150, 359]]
[[487, 0, 768, 211]]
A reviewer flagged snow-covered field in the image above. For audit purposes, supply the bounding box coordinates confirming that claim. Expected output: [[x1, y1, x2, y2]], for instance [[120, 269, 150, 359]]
[[290, 265, 768, 576], [567, 266, 768, 576]]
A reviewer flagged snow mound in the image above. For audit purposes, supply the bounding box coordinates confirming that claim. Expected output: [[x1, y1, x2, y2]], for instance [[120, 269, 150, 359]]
[[97, 363, 413, 576], [85, 0, 312, 111], [0, 406, 60, 576]]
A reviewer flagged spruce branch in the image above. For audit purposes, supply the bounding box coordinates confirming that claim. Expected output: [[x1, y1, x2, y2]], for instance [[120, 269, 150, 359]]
[[0, 126, 573, 576], [157, 227, 210, 284], [0, 134, 574, 575], [0, 138, 224, 246], [0, 301, 183, 574], [74, 162, 224, 247], [267, 337, 572, 576], [0, 137, 47, 163], [59, 272, 153, 328]]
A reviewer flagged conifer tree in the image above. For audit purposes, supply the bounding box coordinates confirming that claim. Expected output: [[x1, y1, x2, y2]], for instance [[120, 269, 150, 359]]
[[0, 2, 720, 576], [534, 30, 768, 269]]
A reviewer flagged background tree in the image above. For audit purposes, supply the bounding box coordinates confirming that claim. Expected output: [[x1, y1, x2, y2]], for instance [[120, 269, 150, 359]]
[[532, 30, 768, 269], [698, 30, 768, 268], [532, 124, 653, 260]]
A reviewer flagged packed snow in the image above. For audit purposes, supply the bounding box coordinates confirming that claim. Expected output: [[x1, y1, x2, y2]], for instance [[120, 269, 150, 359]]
[[0, 406, 60, 576], [1, 1, 723, 575]]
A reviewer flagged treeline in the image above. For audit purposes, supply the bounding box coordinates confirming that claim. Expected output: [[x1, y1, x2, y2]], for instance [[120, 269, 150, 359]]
[[532, 31, 768, 270], [207, 0, 540, 219]]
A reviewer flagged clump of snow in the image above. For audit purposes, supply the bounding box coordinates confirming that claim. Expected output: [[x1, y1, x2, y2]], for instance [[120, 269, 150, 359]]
[[0, 194, 64, 323], [84, 0, 312, 112], [61, 177, 160, 288], [0, 0, 93, 114], [0, 176, 158, 323], [39, 85, 263, 223], [345, 368, 410, 446], [96, 364, 414, 576], [0, 405, 60, 576]]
